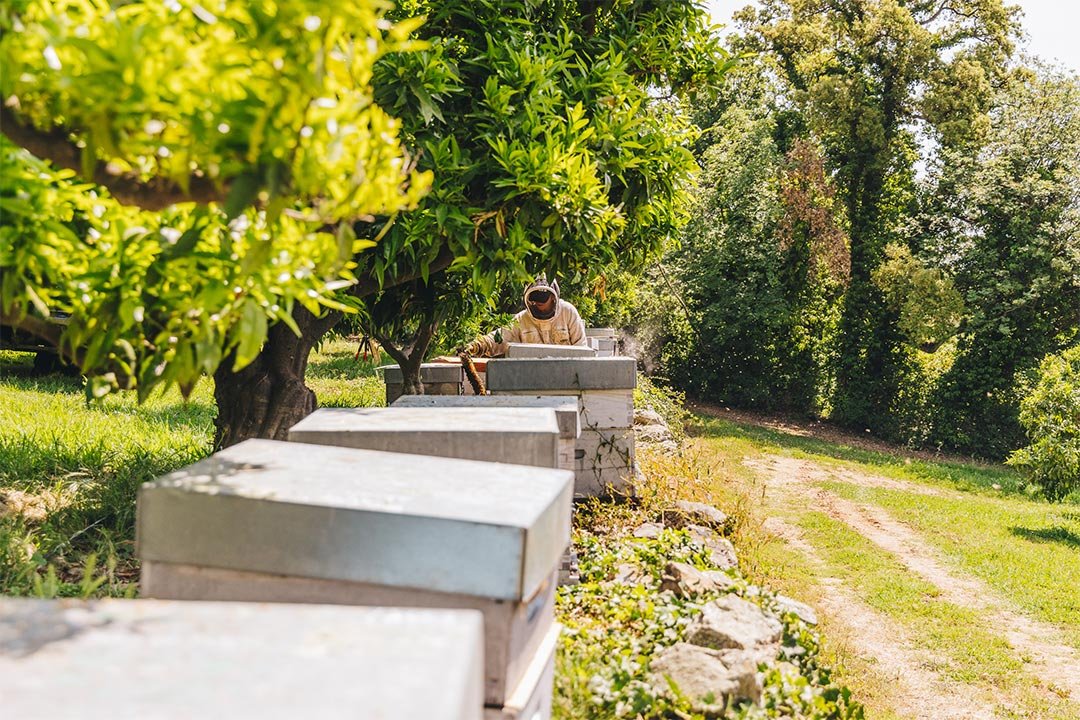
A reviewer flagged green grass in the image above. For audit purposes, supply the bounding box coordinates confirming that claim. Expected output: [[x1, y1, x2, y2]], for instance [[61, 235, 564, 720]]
[[306, 337, 388, 407], [0, 339, 386, 597], [820, 479, 1080, 650], [796, 510, 1077, 719], [0, 352, 215, 596]]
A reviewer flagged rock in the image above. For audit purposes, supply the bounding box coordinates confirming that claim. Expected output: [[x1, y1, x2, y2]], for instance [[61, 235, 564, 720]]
[[774, 594, 818, 626], [686, 524, 739, 570], [635, 423, 673, 444], [659, 562, 735, 598], [632, 522, 664, 539], [685, 595, 783, 656], [0, 490, 49, 524], [648, 643, 763, 710], [666, 501, 729, 530], [613, 563, 643, 584], [634, 408, 666, 426]]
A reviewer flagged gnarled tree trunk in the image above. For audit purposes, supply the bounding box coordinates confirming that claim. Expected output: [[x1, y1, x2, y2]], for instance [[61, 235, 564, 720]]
[[213, 306, 339, 449], [374, 316, 438, 397]]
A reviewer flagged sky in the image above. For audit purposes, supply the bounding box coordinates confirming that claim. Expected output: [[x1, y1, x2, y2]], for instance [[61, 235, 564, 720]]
[[704, 0, 1080, 74]]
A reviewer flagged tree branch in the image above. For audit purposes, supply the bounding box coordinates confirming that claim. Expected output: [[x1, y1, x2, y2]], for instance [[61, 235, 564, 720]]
[[0, 307, 65, 349], [1, 105, 226, 210]]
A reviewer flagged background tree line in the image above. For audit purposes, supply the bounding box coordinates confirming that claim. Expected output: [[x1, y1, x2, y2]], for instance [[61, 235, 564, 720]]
[[628, 0, 1080, 469]]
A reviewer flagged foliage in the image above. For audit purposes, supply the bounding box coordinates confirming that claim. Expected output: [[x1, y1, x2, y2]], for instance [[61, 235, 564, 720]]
[[0, 0, 428, 400], [1008, 345, 1080, 502], [871, 244, 963, 353], [1, 0, 428, 221], [925, 66, 1080, 457], [350, 0, 733, 376], [555, 527, 863, 719], [734, 0, 1017, 434], [1, 141, 370, 401], [654, 85, 845, 413]]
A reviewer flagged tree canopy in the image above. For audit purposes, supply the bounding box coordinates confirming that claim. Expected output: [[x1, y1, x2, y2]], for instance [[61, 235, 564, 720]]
[[1, 0, 730, 445]]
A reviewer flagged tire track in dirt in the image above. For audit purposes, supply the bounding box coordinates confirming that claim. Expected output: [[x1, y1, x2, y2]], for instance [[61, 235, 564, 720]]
[[751, 454, 1080, 704], [765, 516, 1000, 719]]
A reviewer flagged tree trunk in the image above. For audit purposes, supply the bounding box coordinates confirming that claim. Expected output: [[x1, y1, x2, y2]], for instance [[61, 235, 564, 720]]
[[211, 247, 456, 448], [213, 306, 339, 449], [375, 318, 438, 397]]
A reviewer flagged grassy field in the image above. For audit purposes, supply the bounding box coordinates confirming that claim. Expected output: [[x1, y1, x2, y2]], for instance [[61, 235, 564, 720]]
[[692, 414, 1080, 719], [0, 338, 385, 597], [4, 343, 1078, 717]]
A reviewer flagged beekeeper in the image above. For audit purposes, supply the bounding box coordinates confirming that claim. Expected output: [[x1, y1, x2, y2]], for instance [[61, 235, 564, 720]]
[[463, 276, 587, 357]]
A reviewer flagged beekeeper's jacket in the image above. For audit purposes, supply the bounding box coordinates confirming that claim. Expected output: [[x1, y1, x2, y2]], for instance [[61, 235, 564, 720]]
[[471, 293, 587, 357]]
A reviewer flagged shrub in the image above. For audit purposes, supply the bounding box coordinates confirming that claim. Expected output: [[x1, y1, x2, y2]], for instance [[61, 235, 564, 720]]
[[1007, 345, 1080, 501]]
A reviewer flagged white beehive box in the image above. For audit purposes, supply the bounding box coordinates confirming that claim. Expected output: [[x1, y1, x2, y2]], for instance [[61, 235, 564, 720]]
[[486, 358, 637, 497], [389, 395, 580, 471], [485, 357, 636, 393], [0, 598, 484, 720], [505, 342, 596, 359], [288, 407, 561, 469], [137, 439, 571, 603], [484, 623, 560, 720], [141, 562, 557, 709], [379, 362, 464, 403]]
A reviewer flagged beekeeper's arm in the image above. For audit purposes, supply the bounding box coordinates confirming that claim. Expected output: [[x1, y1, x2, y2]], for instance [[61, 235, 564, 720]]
[[465, 321, 522, 358]]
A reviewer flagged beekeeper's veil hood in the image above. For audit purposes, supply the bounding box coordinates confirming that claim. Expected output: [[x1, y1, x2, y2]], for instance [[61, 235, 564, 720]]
[[524, 275, 560, 320]]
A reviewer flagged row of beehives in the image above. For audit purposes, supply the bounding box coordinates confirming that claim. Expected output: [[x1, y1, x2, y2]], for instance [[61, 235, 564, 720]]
[[1, 352, 637, 720]]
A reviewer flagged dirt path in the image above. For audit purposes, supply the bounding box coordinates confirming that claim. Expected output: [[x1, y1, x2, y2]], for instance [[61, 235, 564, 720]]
[[748, 454, 1080, 709], [766, 516, 1001, 719]]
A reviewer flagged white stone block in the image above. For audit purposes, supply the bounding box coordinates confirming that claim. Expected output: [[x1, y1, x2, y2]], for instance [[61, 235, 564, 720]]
[[141, 562, 557, 707], [487, 357, 636, 392], [574, 464, 636, 498], [505, 342, 597, 359], [136, 439, 573, 601], [484, 623, 559, 720], [576, 428, 635, 471], [390, 395, 580, 440], [0, 598, 484, 720], [579, 389, 634, 429], [288, 407, 561, 469]]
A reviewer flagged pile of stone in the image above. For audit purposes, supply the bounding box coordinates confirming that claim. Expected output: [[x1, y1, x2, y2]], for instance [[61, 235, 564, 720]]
[[630, 503, 819, 713], [634, 406, 678, 454]]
